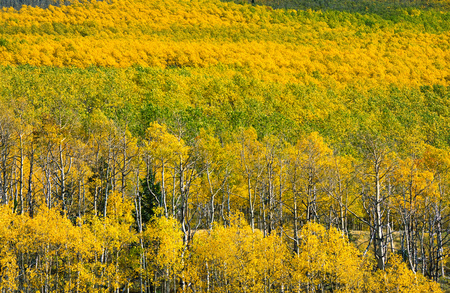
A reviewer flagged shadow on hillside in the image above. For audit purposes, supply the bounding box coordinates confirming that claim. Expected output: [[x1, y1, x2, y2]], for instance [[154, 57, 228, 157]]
[[222, 0, 450, 14], [0, 0, 75, 10], [1, 0, 448, 14]]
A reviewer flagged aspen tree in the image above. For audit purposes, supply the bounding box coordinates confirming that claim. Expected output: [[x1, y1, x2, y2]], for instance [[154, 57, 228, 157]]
[[0, 107, 16, 206], [145, 122, 182, 218], [359, 134, 396, 270], [196, 128, 231, 230], [237, 127, 265, 232]]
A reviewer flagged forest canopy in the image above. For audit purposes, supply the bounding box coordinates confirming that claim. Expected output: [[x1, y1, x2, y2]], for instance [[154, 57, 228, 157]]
[[0, 0, 449, 291]]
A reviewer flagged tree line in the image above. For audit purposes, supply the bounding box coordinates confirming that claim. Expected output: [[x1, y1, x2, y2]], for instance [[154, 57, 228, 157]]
[[0, 98, 448, 290]]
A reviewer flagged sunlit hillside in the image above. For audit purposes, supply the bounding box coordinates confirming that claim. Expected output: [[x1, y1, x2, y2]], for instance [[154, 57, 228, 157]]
[[0, 0, 449, 292], [0, 0, 449, 87]]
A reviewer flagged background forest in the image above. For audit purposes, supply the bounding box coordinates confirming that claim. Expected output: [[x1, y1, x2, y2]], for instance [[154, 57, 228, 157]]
[[0, 0, 449, 291]]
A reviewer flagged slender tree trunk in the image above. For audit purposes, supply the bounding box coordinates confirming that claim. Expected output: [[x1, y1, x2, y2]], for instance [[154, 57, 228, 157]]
[[374, 167, 385, 270], [27, 147, 35, 217], [162, 161, 168, 217], [248, 176, 255, 231]]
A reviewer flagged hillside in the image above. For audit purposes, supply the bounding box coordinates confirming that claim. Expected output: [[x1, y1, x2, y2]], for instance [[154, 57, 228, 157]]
[[0, 0, 449, 87], [0, 0, 449, 292]]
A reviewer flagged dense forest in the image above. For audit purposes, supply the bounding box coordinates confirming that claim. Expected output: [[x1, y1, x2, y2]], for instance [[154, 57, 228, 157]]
[[0, 0, 449, 291]]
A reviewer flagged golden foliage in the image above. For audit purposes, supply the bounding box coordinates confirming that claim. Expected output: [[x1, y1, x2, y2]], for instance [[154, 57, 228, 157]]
[[0, 0, 448, 87]]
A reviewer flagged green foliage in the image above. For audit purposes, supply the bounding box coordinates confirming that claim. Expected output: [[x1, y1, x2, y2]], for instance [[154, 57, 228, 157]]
[[1, 65, 450, 152], [140, 171, 161, 224]]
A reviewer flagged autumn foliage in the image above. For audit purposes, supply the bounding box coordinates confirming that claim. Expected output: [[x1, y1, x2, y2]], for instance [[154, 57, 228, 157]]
[[0, 0, 449, 291], [0, 0, 449, 87]]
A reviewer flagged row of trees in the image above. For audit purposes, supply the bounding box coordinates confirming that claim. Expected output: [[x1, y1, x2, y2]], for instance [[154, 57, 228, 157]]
[[0, 204, 441, 292], [0, 100, 449, 289]]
